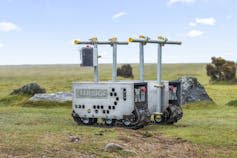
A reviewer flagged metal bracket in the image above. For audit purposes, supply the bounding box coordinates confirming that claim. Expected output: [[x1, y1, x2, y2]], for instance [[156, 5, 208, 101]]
[[74, 39, 80, 44], [109, 37, 117, 43], [153, 112, 163, 115], [153, 84, 164, 88], [158, 36, 168, 46], [89, 37, 98, 44], [139, 35, 150, 45]]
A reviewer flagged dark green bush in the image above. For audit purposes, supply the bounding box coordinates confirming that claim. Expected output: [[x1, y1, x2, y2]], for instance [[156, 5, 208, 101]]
[[206, 57, 236, 81], [117, 64, 134, 78], [226, 100, 237, 107]]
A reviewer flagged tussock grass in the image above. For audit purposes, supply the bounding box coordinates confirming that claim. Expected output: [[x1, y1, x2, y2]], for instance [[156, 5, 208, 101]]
[[0, 95, 29, 106], [24, 100, 72, 108], [226, 100, 237, 107]]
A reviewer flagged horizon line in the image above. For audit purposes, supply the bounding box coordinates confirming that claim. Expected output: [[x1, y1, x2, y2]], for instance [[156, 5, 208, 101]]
[[0, 62, 208, 67]]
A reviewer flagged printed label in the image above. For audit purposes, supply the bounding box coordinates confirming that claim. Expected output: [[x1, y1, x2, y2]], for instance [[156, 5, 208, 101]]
[[76, 89, 108, 98]]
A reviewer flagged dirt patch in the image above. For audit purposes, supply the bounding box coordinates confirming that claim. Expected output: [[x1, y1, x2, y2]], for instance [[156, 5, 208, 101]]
[[0, 128, 233, 158], [115, 128, 203, 158]]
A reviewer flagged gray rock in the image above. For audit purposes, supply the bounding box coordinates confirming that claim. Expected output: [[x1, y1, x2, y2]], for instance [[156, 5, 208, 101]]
[[29, 92, 72, 103], [10, 83, 46, 96], [69, 136, 80, 143], [104, 143, 124, 152], [176, 76, 213, 105]]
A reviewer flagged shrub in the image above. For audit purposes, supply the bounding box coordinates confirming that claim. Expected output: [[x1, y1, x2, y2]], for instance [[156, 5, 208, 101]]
[[226, 100, 237, 107], [206, 57, 236, 81], [117, 64, 134, 78]]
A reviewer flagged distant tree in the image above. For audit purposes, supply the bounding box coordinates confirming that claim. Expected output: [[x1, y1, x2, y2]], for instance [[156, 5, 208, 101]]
[[206, 57, 236, 81], [117, 64, 134, 78], [223, 61, 236, 80], [206, 64, 218, 80]]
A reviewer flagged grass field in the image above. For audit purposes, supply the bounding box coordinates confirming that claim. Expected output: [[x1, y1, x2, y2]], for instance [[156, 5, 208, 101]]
[[0, 64, 237, 158]]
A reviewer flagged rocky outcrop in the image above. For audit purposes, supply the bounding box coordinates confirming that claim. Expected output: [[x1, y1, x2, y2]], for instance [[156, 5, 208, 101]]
[[104, 143, 124, 152], [29, 92, 72, 103], [10, 83, 46, 96], [177, 76, 213, 105]]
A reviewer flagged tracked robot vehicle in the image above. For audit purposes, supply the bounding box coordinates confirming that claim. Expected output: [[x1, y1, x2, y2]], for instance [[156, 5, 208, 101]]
[[72, 36, 183, 129]]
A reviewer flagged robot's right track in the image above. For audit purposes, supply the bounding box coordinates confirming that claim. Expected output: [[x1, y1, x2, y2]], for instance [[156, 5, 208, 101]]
[[72, 106, 151, 130], [72, 105, 183, 129]]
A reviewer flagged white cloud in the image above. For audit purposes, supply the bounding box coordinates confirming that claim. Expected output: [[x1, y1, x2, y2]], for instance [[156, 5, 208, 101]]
[[0, 22, 21, 32], [187, 30, 203, 38], [189, 22, 197, 26], [112, 11, 127, 20], [195, 17, 216, 26], [0, 43, 4, 48], [189, 17, 216, 27], [168, 0, 195, 5]]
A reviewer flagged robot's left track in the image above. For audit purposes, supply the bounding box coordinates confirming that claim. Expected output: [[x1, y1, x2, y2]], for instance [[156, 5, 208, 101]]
[[72, 107, 151, 130]]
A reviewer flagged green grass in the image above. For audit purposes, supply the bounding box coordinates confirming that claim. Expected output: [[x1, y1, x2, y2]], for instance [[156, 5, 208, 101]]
[[226, 100, 237, 107], [0, 64, 237, 157]]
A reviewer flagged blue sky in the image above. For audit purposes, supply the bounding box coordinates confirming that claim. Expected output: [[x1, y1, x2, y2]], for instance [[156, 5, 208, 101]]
[[0, 0, 236, 65]]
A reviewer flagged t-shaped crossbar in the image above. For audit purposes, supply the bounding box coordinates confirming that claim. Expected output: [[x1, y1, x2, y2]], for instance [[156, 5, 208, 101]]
[[129, 36, 182, 113], [74, 37, 128, 82]]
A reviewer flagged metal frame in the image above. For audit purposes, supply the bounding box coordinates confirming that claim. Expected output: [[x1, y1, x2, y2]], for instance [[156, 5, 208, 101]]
[[74, 37, 128, 82], [129, 36, 182, 113], [74, 36, 182, 114]]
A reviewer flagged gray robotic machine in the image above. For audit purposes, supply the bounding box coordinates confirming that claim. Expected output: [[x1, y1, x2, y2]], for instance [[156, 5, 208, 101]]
[[72, 36, 183, 129]]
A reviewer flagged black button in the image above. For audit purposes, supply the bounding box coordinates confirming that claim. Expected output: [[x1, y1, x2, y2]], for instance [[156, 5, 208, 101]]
[[95, 110, 98, 113], [82, 105, 85, 109], [108, 106, 111, 109], [116, 97, 119, 101], [103, 110, 106, 114], [100, 105, 103, 109], [110, 92, 113, 96], [112, 88, 115, 92], [114, 93, 117, 96], [79, 105, 81, 108], [114, 102, 117, 105], [112, 106, 115, 109], [93, 105, 96, 109], [97, 105, 100, 109], [107, 110, 109, 114]]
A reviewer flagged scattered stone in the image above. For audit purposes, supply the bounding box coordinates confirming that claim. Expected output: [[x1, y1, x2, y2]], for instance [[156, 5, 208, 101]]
[[142, 131, 153, 138], [68, 134, 80, 143], [176, 76, 213, 105], [10, 83, 46, 96], [29, 92, 72, 103], [95, 131, 104, 136], [104, 143, 124, 152], [70, 137, 80, 143]]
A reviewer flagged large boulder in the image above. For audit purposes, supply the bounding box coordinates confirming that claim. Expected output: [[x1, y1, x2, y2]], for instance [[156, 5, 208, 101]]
[[29, 92, 72, 103], [10, 83, 46, 96], [177, 76, 213, 105]]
